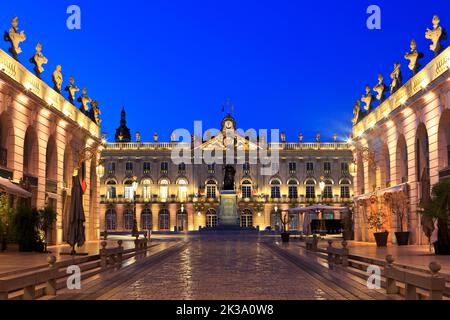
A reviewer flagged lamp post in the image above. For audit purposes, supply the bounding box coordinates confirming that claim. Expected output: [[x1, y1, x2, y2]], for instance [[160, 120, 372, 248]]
[[131, 177, 139, 239], [318, 176, 326, 235]]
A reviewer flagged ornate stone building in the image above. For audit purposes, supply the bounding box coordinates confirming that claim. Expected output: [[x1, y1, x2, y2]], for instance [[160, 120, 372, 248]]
[[0, 17, 102, 244], [351, 16, 449, 245], [99, 112, 353, 233]]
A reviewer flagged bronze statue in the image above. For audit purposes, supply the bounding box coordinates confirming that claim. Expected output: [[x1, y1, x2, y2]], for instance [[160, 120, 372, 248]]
[[223, 165, 236, 191]]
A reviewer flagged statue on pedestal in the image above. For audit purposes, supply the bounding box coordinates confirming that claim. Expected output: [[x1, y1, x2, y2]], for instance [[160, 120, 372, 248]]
[[404, 39, 423, 74], [361, 85, 374, 111], [78, 87, 91, 113], [65, 76, 80, 104], [4, 16, 26, 60], [352, 100, 362, 125], [89, 100, 101, 126], [390, 63, 402, 94], [425, 15, 447, 56], [30, 42, 48, 78], [52, 65, 63, 93], [373, 74, 387, 102], [223, 165, 236, 191]]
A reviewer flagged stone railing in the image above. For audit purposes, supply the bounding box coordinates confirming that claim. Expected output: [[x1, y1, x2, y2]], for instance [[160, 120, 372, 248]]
[[0, 49, 100, 139], [353, 46, 449, 137], [0, 238, 154, 300]]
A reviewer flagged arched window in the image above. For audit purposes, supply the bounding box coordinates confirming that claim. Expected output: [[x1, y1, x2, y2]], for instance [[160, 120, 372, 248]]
[[159, 179, 170, 202], [288, 179, 298, 199], [323, 179, 333, 199], [141, 208, 152, 230], [159, 209, 170, 231], [241, 180, 252, 199], [177, 179, 188, 202], [123, 209, 134, 230], [106, 180, 117, 199], [305, 179, 316, 199], [123, 179, 134, 199], [270, 179, 281, 199], [340, 179, 351, 199], [206, 209, 218, 228], [241, 209, 253, 228], [105, 209, 117, 230], [142, 179, 152, 199], [206, 180, 217, 199]]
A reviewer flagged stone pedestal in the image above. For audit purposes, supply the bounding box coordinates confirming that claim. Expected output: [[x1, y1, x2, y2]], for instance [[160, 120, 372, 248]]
[[218, 191, 239, 228]]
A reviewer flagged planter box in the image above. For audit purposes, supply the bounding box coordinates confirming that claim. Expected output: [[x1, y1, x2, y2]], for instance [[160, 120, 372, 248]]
[[374, 232, 389, 247], [395, 232, 410, 246]]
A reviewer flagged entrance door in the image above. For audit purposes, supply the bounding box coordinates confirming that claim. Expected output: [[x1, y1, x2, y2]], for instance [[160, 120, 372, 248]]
[[177, 213, 187, 231]]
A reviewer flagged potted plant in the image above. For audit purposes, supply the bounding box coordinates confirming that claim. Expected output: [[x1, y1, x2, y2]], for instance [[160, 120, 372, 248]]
[[366, 196, 388, 247], [278, 210, 291, 243], [13, 200, 40, 252], [387, 192, 410, 246], [0, 193, 14, 252], [38, 206, 57, 253], [420, 181, 450, 255]]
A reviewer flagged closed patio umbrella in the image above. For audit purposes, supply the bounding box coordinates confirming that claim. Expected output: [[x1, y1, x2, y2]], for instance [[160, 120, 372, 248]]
[[67, 174, 86, 254], [302, 212, 312, 236]]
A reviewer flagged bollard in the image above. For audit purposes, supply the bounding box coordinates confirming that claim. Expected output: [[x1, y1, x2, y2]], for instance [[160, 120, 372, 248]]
[[100, 241, 108, 270], [327, 240, 334, 265], [428, 262, 445, 300], [117, 240, 123, 269], [385, 255, 398, 294], [341, 240, 349, 267], [45, 256, 57, 296]]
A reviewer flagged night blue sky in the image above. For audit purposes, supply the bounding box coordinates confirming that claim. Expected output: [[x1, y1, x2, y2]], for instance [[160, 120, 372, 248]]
[[1, 1, 449, 142]]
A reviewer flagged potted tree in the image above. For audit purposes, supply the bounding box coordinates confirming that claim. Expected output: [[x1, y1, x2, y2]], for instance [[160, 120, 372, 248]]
[[366, 197, 388, 247], [13, 200, 40, 252], [386, 192, 410, 246], [38, 206, 57, 253], [0, 193, 14, 252], [420, 181, 450, 255]]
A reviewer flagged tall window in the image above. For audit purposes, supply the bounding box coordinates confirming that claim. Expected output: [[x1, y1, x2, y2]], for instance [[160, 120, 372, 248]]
[[288, 179, 298, 199], [177, 179, 188, 202], [141, 208, 152, 230], [142, 179, 152, 199], [159, 179, 169, 202], [340, 179, 351, 199], [159, 209, 170, 231], [125, 161, 133, 173], [241, 180, 252, 199], [271, 208, 281, 231], [341, 162, 349, 174], [123, 209, 134, 230], [324, 162, 331, 174], [243, 162, 250, 174], [241, 209, 253, 228], [124, 179, 134, 199], [105, 209, 117, 230], [306, 162, 314, 174], [206, 209, 218, 228], [107, 162, 116, 174], [207, 163, 215, 174], [106, 180, 117, 199], [206, 180, 217, 199], [305, 180, 316, 199], [323, 179, 333, 199], [143, 162, 151, 174], [289, 162, 297, 174], [161, 162, 169, 174], [270, 180, 281, 199], [178, 162, 186, 174]]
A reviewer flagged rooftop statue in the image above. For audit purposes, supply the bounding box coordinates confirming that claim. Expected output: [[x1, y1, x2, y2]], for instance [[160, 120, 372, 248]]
[[404, 39, 423, 74], [29, 42, 48, 78], [361, 85, 374, 111], [425, 15, 447, 56], [352, 100, 362, 125], [89, 100, 101, 126], [390, 63, 402, 94], [65, 76, 80, 104], [4, 16, 26, 60], [52, 65, 63, 93], [373, 74, 387, 102], [78, 88, 92, 113]]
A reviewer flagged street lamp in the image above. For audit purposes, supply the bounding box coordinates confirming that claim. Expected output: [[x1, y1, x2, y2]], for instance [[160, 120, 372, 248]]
[[131, 176, 139, 239], [318, 177, 326, 236]]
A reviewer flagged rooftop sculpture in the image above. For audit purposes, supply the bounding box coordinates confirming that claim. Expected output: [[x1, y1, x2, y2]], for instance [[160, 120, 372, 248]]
[[52, 65, 63, 93], [78, 87, 92, 113], [361, 85, 374, 111], [404, 39, 423, 74], [4, 16, 26, 60], [29, 42, 48, 78], [425, 15, 447, 56], [373, 74, 387, 102], [389, 63, 403, 94], [65, 76, 80, 104]]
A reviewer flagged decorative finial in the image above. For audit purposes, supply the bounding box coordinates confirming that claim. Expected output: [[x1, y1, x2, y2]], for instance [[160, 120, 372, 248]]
[[361, 85, 374, 111], [136, 131, 141, 143], [316, 132, 321, 143], [404, 39, 423, 74], [89, 100, 101, 126], [78, 87, 92, 113], [154, 132, 159, 142], [4, 16, 26, 60], [390, 63, 402, 94], [29, 42, 48, 78], [425, 15, 447, 56], [373, 74, 387, 102], [52, 65, 63, 93], [65, 76, 80, 104], [299, 132, 303, 142], [352, 100, 362, 125], [333, 133, 337, 142]]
